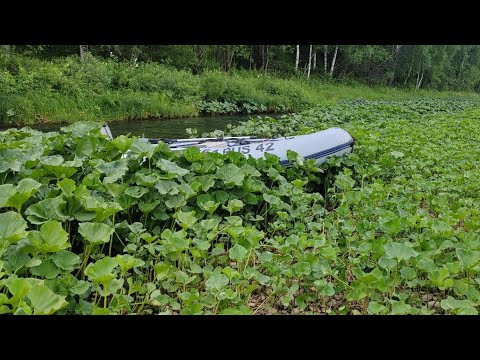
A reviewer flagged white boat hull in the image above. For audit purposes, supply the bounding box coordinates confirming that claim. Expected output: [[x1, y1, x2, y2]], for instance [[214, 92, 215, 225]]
[[102, 124, 355, 166], [170, 128, 355, 166]]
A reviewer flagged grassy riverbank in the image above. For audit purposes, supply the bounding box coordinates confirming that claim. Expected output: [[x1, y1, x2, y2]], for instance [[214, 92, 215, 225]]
[[1, 53, 480, 126]]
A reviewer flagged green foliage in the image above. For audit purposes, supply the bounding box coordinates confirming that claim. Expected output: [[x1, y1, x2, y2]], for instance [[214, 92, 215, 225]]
[[3, 51, 480, 126], [2, 98, 480, 315]]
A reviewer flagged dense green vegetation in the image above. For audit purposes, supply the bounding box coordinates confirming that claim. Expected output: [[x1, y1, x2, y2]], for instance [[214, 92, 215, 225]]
[[2, 46, 480, 125], [7, 45, 480, 90], [1, 98, 480, 315]]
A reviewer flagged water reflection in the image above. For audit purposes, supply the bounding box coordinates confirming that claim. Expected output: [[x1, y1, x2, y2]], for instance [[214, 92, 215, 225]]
[[3, 115, 256, 138]]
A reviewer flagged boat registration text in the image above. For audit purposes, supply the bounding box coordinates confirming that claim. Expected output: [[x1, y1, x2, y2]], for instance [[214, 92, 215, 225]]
[[201, 142, 275, 154]]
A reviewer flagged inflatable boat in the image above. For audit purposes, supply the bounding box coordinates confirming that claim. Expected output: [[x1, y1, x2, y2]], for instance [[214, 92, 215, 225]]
[[101, 125, 355, 166]]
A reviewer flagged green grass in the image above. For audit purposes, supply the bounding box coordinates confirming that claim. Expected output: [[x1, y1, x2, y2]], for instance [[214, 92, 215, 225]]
[[2, 53, 479, 126]]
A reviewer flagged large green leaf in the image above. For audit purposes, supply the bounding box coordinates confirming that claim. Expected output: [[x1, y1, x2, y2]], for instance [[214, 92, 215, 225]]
[[84, 256, 118, 284], [183, 147, 204, 163], [176, 210, 197, 229], [456, 248, 480, 270], [428, 268, 453, 290], [112, 135, 133, 153], [27, 285, 68, 315], [130, 139, 157, 159], [0, 211, 28, 245], [0, 148, 23, 173], [104, 183, 128, 198], [194, 175, 216, 192], [441, 296, 478, 315], [196, 193, 218, 212], [293, 262, 312, 276], [97, 278, 124, 297], [198, 200, 220, 215], [228, 244, 248, 262], [224, 199, 244, 214], [83, 197, 123, 222], [43, 163, 78, 179], [115, 254, 145, 274], [5, 251, 31, 274], [216, 164, 244, 187], [25, 196, 68, 224], [96, 159, 129, 184], [75, 135, 99, 159], [27, 220, 69, 253], [51, 251, 81, 272], [135, 172, 161, 187], [156, 158, 189, 176], [78, 222, 114, 245], [10, 181, 42, 212], [30, 259, 60, 279], [263, 193, 281, 206], [205, 274, 229, 292], [60, 122, 102, 138], [40, 155, 64, 166], [0, 184, 16, 208], [380, 217, 401, 235], [432, 220, 452, 234], [6, 277, 44, 308], [178, 183, 195, 199], [138, 198, 160, 214], [160, 229, 190, 252], [62, 195, 96, 222], [384, 242, 418, 262], [154, 180, 179, 195], [165, 194, 186, 209], [57, 178, 76, 196], [124, 186, 149, 198]]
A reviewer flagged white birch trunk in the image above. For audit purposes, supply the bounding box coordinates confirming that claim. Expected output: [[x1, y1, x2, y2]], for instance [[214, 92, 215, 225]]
[[324, 45, 328, 73], [263, 45, 269, 74], [313, 51, 317, 69], [416, 71, 424, 90], [307, 45, 313, 78], [80, 45, 88, 59], [295, 45, 300, 71], [330, 46, 338, 76]]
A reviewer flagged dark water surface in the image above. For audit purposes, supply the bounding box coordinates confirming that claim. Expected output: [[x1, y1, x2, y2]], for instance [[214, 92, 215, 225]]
[[2, 115, 258, 139], [104, 115, 251, 138]]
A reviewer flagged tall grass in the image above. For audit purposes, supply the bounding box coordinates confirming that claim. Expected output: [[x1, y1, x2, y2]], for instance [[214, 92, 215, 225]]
[[1, 53, 479, 125]]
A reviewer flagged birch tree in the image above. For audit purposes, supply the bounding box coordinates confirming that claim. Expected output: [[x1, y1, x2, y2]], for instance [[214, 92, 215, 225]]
[[79, 45, 88, 59], [323, 45, 328, 73], [330, 46, 338, 76], [307, 45, 313, 78], [295, 45, 300, 71]]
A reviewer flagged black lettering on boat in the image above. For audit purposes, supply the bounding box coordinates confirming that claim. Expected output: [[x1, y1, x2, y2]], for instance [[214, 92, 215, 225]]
[[241, 146, 250, 154], [255, 143, 274, 152]]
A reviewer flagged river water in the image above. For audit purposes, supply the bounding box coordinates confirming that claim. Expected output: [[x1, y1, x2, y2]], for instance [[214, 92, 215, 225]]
[[2, 115, 256, 139]]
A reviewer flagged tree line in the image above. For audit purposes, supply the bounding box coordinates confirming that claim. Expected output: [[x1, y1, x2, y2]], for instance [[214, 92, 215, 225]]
[[2, 45, 480, 91]]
